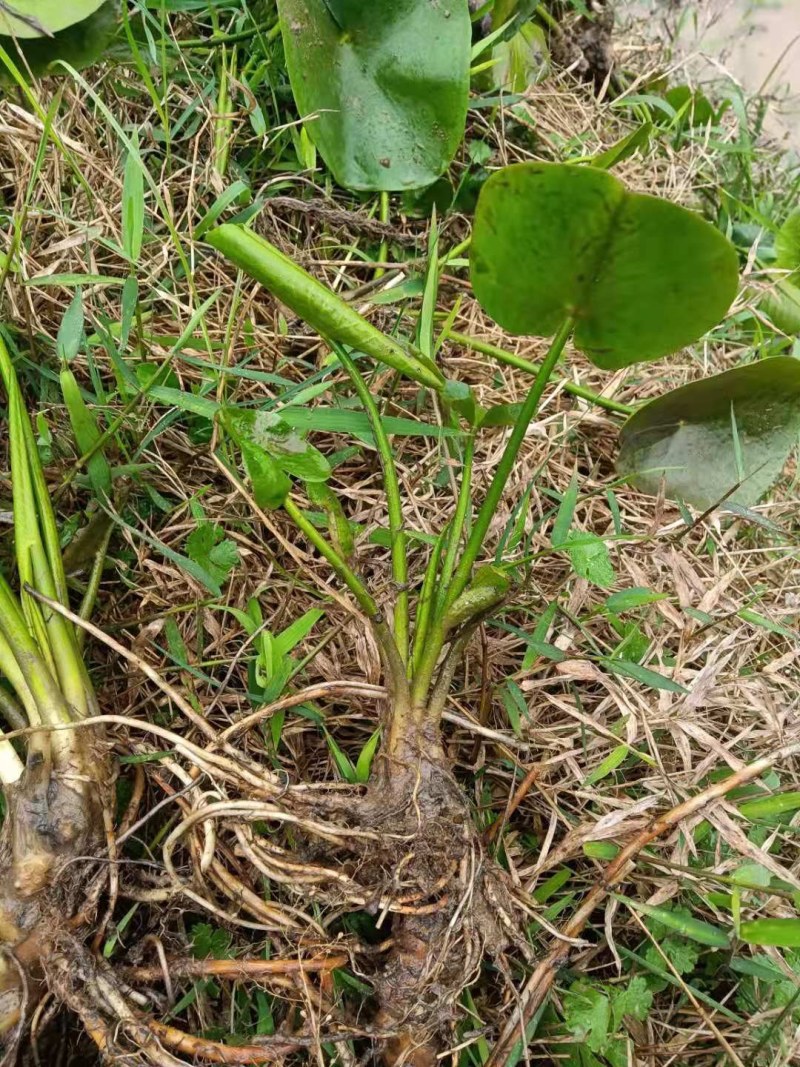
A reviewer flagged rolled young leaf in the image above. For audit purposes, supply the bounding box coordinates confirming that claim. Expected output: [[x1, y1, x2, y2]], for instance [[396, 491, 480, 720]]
[[470, 162, 739, 369], [205, 224, 445, 390]]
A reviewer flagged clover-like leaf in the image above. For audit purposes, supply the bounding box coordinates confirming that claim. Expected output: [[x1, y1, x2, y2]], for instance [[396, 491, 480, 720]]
[[617, 356, 800, 508], [277, 0, 471, 191], [470, 162, 739, 369]]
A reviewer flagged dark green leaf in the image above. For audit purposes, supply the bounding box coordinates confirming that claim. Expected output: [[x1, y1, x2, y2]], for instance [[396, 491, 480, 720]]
[[470, 162, 738, 368], [277, 0, 471, 191], [591, 121, 652, 170], [191, 922, 233, 960], [600, 657, 687, 694], [618, 356, 800, 508], [663, 85, 716, 128]]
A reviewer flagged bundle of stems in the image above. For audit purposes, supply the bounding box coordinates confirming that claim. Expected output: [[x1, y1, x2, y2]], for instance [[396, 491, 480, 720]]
[[0, 334, 106, 1037]]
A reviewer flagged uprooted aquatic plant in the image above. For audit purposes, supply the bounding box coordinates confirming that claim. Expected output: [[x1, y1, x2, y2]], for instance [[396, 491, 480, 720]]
[[201, 162, 750, 1062], [0, 335, 109, 1047]]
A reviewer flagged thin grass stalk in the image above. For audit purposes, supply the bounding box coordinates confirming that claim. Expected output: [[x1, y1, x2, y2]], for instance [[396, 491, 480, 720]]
[[282, 498, 409, 706], [332, 342, 409, 664], [436, 434, 474, 608], [445, 317, 575, 609]]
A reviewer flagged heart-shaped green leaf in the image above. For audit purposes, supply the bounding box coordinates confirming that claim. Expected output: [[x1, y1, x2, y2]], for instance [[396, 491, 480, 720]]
[[223, 408, 331, 483], [470, 163, 739, 369], [617, 356, 800, 508], [277, 0, 471, 191]]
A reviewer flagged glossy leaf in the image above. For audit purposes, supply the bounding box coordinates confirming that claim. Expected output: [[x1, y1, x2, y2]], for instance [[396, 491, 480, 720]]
[[224, 408, 331, 483], [470, 162, 739, 368], [277, 0, 471, 191], [618, 356, 800, 508]]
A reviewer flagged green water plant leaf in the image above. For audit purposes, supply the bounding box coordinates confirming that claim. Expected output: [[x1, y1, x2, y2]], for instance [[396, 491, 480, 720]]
[[470, 162, 739, 369], [0, 0, 104, 36], [277, 0, 471, 191], [617, 356, 800, 508], [0, 0, 115, 73]]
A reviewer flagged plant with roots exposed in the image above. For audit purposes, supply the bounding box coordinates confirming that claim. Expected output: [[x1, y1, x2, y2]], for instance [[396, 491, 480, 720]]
[[2, 164, 799, 1066], [0, 334, 109, 1049]]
